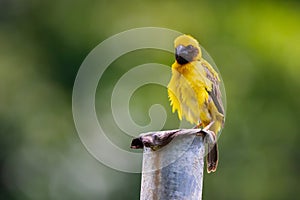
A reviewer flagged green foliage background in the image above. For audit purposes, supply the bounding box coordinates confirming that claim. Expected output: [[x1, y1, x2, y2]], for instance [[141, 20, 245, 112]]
[[1, 0, 300, 199]]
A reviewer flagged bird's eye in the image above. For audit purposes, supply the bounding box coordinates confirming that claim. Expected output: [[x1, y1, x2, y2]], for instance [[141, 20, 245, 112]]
[[186, 45, 193, 49]]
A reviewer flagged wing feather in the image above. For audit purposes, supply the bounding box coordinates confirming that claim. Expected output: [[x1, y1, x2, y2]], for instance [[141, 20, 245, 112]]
[[200, 59, 224, 115]]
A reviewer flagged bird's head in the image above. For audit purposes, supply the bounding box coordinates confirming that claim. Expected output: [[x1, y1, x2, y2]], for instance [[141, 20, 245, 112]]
[[174, 35, 202, 65]]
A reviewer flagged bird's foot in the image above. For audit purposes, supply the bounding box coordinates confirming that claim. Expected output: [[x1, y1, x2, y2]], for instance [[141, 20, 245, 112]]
[[202, 129, 216, 144], [201, 121, 216, 144]]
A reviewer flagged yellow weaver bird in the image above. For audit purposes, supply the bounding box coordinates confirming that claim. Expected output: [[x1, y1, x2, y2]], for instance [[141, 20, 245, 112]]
[[168, 35, 225, 173]]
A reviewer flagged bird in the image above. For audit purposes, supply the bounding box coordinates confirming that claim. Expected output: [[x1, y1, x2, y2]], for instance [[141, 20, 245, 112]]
[[167, 34, 225, 173]]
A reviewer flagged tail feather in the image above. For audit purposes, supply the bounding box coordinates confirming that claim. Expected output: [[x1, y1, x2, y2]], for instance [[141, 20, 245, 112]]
[[206, 143, 218, 173]]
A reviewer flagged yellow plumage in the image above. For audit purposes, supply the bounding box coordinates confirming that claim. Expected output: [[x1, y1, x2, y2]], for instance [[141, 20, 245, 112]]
[[167, 34, 225, 173]]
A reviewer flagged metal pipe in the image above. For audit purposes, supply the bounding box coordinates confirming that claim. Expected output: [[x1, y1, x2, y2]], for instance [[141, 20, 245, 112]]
[[140, 135, 205, 200]]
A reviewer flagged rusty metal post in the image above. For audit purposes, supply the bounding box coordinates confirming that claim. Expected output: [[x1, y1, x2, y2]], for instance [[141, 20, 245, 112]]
[[140, 135, 205, 200]]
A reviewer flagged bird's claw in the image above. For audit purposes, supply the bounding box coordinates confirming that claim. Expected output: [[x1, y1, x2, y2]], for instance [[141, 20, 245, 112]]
[[201, 122, 217, 144], [202, 129, 216, 144], [201, 121, 217, 144]]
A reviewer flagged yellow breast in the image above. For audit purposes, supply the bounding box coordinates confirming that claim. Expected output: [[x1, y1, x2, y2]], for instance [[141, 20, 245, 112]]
[[168, 61, 211, 125]]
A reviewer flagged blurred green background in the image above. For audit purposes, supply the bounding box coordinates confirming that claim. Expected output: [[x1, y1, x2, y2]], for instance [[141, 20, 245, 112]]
[[1, 0, 300, 199]]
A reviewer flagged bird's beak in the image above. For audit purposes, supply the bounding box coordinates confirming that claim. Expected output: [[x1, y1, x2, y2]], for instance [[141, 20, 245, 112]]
[[175, 45, 188, 58], [175, 45, 192, 64]]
